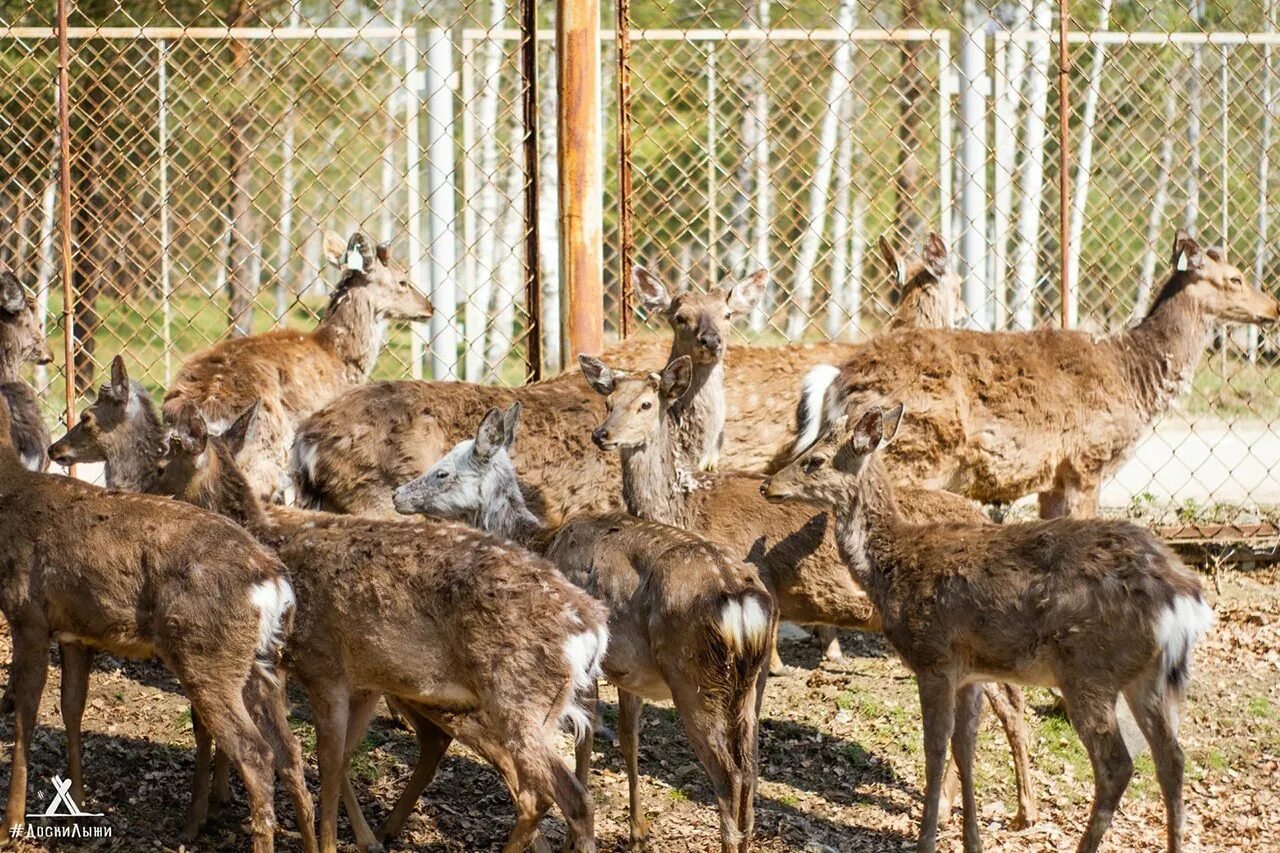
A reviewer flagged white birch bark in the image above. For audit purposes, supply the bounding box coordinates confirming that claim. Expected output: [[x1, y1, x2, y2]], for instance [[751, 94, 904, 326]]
[[1136, 79, 1177, 319], [1010, 0, 1052, 330], [992, 2, 1030, 329]]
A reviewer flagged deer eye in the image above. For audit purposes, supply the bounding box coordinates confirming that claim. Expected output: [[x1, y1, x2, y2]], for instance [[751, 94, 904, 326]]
[[640, 401, 653, 411], [804, 457, 825, 473], [436, 470, 449, 480], [724, 310, 732, 320]]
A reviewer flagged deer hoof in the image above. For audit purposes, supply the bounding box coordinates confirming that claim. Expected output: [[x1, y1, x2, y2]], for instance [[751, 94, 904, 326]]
[[769, 662, 805, 678], [358, 842, 385, 853], [627, 831, 651, 851], [1008, 808, 1037, 831]]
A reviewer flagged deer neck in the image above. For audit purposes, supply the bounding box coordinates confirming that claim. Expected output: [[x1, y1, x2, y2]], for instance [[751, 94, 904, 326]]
[[829, 457, 904, 607], [619, 407, 697, 528], [1112, 278, 1212, 419], [313, 285, 386, 379], [103, 396, 166, 493], [478, 464, 550, 552], [666, 349, 725, 469], [197, 447, 275, 538], [0, 333, 25, 382]]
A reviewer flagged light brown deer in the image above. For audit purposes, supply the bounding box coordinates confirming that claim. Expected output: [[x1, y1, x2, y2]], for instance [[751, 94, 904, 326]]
[[288, 266, 764, 517], [581, 354, 1040, 829], [153, 401, 607, 853], [1, 265, 54, 472], [0, 395, 316, 853], [163, 231, 431, 501], [392, 404, 774, 852], [603, 233, 958, 471], [762, 404, 1214, 853], [788, 231, 1280, 517]]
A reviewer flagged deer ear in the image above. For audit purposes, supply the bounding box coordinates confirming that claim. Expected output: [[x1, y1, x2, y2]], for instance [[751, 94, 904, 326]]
[[0, 269, 24, 314], [848, 406, 888, 456], [322, 230, 347, 267], [1205, 245, 1226, 263], [502, 402, 521, 451], [658, 356, 693, 400], [474, 407, 506, 461], [879, 236, 906, 288], [344, 232, 374, 273], [223, 400, 262, 458], [631, 266, 672, 313], [578, 355, 617, 396], [109, 355, 129, 400], [172, 403, 209, 455], [375, 242, 393, 267], [723, 269, 766, 315], [881, 402, 905, 444], [1172, 230, 1204, 273], [922, 232, 948, 278]]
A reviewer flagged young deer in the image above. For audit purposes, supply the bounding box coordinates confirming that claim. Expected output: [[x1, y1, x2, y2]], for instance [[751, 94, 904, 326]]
[[288, 267, 764, 517], [163, 231, 431, 501], [789, 231, 1280, 517], [0, 396, 316, 853], [153, 401, 607, 853], [1, 265, 54, 472], [392, 404, 774, 852], [581, 354, 1040, 829], [603, 233, 958, 472], [762, 404, 1214, 853]]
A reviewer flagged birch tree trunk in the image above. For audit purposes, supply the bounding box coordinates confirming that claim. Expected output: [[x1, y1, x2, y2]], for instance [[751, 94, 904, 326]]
[[825, 88, 857, 339], [35, 156, 56, 392], [538, 58, 562, 373], [786, 0, 858, 339], [274, 4, 302, 322], [747, 0, 774, 333], [486, 144, 524, 372], [1136, 78, 1177, 318], [1010, 0, 1051, 330], [894, 0, 926, 249], [991, 2, 1031, 329], [379, 0, 407, 244], [1184, 0, 1205, 232], [1252, 0, 1277, 361]]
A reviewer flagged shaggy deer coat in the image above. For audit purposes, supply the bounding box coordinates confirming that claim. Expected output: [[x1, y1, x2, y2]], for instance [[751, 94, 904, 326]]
[[153, 402, 607, 853], [0, 396, 315, 853], [0, 266, 53, 471], [763, 404, 1214, 853], [392, 404, 774, 852], [289, 268, 763, 517], [163, 232, 431, 500], [794, 233, 1280, 517]]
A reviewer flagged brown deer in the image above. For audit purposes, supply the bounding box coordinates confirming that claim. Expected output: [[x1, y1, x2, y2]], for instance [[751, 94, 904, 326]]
[[581, 354, 1039, 829], [1, 265, 54, 472], [153, 401, 607, 853], [762, 404, 1214, 853], [288, 266, 764, 517], [602, 233, 958, 472], [392, 404, 774, 852], [0, 396, 316, 853], [788, 231, 1280, 517], [163, 231, 431, 501]]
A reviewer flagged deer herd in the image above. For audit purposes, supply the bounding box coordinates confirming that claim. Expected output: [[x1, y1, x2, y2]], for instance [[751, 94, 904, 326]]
[[0, 226, 1273, 853]]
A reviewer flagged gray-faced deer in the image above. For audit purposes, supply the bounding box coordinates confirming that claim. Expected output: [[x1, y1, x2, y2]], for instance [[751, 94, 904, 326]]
[[582, 354, 1040, 829], [392, 404, 774, 852], [762, 404, 1214, 853], [153, 401, 606, 853], [0, 396, 316, 853], [788, 231, 1280, 517], [603, 233, 958, 472], [163, 231, 431, 501], [288, 266, 763, 518], [1, 265, 54, 472]]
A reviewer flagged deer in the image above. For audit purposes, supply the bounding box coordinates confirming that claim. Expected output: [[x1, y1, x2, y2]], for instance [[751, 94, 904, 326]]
[[0, 395, 317, 853], [581, 353, 1040, 830], [787, 231, 1280, 518], [603, 233, 959, 472], [152, 400, 607, 853], [762, 404, 1214, 853], [288, 266, 764, 518], [392, 403, 775, 852], [1, 265, 54, 472], [162, 231, 431, 502]]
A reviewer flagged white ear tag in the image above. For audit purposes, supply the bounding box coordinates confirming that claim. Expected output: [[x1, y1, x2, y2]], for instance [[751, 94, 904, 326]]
[[1176, 251, 1188, 272], [346, 249, 365, 272]]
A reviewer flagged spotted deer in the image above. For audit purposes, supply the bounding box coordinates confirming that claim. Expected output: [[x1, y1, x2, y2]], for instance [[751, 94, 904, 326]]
[[0, 395, 316, 853], [582, 354, 1039, 829], [163, 231, 431, 501], [0, 265, 54, 472], [288, 266, 764, 518], [392, 404, 774, 852], [603, 233, 958, 472], [763, 404, 1213, 853], [788, 231, 1280, 517], [153, 401, 607, 853]]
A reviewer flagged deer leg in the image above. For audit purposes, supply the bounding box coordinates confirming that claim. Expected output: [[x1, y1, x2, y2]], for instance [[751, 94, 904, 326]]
[[668, 681, 747, 853], [186, 709, 216, 840], [58, 642, 92, 806], [245, 671, 318, 853], [984, 682, 1036, 829], [209, 746, 232, 817], [574, 682, 598, 789], [3, 620, 49, 834], [377, 703, 453, 843], [616, 689, 650, 850], [816, 626, 843, 661], [915, 672, 957, 853], [338, 690, 384, 853], [768, 625, 802, 677], [1058, 683, 1133, 853], [1123, 670, 1186, 853], [309, 682, 352, 853], [951, 683, 984, 853]]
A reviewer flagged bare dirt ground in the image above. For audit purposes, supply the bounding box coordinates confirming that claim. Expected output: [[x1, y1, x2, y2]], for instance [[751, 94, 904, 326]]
[[0, 569, 1277, 852]]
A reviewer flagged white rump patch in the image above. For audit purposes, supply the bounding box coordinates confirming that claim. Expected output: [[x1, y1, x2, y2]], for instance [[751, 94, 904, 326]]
[[793, 364, 841, 456], [292, 436, 319, 485], [719, 596, 770, 653], [560, 625, 608, 742], [1154, 593, 1215, 683], [249, 578, 296, 679]]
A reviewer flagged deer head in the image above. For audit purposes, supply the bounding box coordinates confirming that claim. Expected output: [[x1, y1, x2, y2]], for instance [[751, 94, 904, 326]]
[[761, 403, 905, 508], [49, 355, 159, 469], [0, 266, 53, 373], [880, 232, 960, 328], [1160, 231, 1280, 324], [154, 400, 260, 502], [324, 230, 433, 322], [392, 403, 521, 518], [581, 355, 692, 451], [631, 266, 765, 365]]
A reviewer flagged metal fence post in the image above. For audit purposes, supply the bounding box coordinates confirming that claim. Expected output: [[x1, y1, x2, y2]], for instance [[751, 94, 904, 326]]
[[56, 0, 75, 451], [959, 0, 989, 329]]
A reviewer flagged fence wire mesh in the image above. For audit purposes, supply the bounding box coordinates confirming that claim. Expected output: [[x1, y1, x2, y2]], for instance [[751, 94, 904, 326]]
[[1, 1, 1278, 529]]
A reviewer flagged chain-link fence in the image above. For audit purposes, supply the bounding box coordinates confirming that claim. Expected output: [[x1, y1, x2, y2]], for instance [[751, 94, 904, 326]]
[[2, 1, 1279, 531]]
